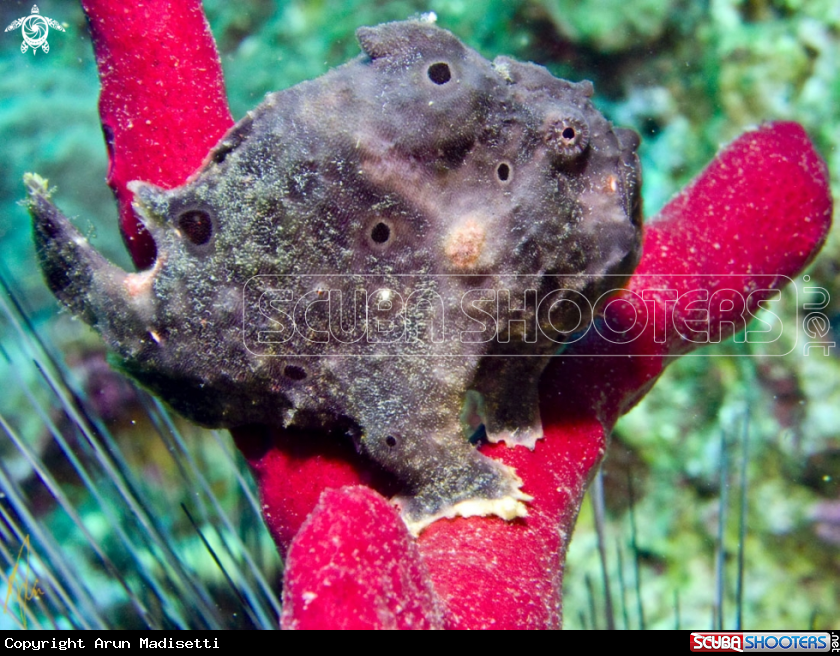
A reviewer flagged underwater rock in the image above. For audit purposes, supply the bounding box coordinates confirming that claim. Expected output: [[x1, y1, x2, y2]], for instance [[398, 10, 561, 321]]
[[28, 20, 642, 533]]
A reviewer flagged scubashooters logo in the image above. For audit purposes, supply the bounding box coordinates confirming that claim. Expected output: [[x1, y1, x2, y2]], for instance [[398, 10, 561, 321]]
[[802, 275, 835, 356], [4, 5, 64, 54], [690, 632, 835, 652], [244, 273, 796, 356]]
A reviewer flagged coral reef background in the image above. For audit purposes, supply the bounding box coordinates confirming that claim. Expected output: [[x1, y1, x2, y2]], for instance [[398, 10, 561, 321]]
[[0, 0, 837, 628]]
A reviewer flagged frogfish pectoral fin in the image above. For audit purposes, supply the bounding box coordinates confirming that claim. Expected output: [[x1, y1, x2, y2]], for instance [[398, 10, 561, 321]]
[[396, 449, 532, 536], [363, 429, 531, 536]]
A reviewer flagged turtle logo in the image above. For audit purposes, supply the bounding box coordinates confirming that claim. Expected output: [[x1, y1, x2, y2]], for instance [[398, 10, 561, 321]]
[[5, 5, 64, 55]]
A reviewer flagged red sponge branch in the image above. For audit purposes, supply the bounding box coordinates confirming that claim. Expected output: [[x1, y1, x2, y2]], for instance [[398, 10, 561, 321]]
[[81, 0, 234, 269], [280, 486, 444, 630]]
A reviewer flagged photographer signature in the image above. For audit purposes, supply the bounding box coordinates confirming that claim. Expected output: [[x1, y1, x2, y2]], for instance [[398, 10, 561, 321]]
[[3, 536, 44, 629]]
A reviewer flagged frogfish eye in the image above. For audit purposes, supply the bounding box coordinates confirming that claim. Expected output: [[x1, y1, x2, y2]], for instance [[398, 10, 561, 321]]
[[178, 209, 214, 246]]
